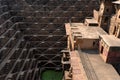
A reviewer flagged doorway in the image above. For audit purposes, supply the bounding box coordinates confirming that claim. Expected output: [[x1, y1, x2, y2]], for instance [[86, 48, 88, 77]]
[[100, 46, 104, 54]]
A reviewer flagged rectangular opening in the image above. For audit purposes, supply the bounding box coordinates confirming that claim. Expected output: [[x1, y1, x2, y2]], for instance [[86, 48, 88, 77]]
[[89, 23, 98, 26], [101, 46, 104, 54]]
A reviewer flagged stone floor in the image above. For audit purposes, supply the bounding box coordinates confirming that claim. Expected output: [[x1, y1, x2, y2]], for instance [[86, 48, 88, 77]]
[[79, 50, 120, 80]]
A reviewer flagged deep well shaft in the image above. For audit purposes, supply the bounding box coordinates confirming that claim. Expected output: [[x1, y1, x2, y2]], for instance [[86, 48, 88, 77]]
[[0, 0, 99, 80]]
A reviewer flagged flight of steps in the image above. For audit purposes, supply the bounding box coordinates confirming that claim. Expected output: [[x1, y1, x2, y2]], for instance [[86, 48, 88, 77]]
[[0, 0, 99, 80]]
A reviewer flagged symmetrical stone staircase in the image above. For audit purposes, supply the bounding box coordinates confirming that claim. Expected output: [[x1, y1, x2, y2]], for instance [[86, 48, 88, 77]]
[[0, 0, 99, 80]]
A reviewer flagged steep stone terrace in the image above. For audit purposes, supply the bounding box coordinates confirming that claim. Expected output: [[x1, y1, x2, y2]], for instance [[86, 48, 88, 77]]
[[0, 0, 99, 80]]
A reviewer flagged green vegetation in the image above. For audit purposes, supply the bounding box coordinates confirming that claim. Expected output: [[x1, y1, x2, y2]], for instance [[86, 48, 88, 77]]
[[41, 70, 63, 80]]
